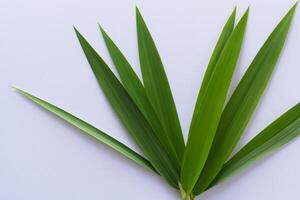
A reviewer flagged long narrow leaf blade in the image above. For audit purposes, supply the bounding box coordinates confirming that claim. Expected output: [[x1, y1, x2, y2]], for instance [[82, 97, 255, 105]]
[[75, 29, 180, 187], [210, 103, 300, 187], [136, 8, 185, 161], [99, 26, 180, 165], [15, 88, 157, 173], [193, 3, 297, 194], [192, 7, 236, 122], [181, 9, 249, 193]]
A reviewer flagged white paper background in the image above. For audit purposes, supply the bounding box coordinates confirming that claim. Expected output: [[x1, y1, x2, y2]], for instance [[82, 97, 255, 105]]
[[0, 0, 299, 199]]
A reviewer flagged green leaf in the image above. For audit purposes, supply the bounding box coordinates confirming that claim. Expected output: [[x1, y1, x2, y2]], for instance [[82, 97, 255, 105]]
[[210, 103, 300, 188], [181, 8, 249, 194], [193, 3, 297, 194], [15, 88, 157, 173], [99, 26, 180, 166], [136, 7, 185, 162], [192, 7, 236, 122], [74, 28, 180, 187]]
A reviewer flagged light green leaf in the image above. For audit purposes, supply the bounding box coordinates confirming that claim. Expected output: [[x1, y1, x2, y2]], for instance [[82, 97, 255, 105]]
[[210, 103, 300, 187], [193, 3, 297, 194], [75, 28, 180, 187], [192, 7, 236, 122], [136, 7, 185, 162], [181, 8, 249, 194], [15, 88, 157, 173], [99, 26, 180, 166]]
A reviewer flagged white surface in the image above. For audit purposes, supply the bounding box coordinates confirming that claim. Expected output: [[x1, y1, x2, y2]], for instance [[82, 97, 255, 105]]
[[0, 0, 299, 199]]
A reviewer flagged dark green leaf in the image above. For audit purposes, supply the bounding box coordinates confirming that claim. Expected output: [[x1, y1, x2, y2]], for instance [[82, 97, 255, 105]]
[[75, 28, 180, 187], [181, 8, 249, 194], [136, 7, 185, 162], [99, 26, 180, 166], [193, 3, 297, 194]]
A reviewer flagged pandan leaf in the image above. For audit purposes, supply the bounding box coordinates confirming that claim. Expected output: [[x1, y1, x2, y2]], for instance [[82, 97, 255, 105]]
[[99, 26, 179, 166], [210, 103, 300, 187], [16, 4, 299, 199], [75, 28, 180, 187], [15, 88, 157, 173], [181, 8, 249, 194], [193, 3, 297, 194], [136, 7, 185, 163], [192, 7, 236, 123]]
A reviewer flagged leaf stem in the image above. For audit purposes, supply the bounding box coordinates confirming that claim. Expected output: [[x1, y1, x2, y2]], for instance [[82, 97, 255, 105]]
[[181, 194, 195, 200], [179, 183, 195, 200]]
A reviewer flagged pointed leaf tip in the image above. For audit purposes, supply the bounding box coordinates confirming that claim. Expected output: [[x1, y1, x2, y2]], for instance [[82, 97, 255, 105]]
[[73, 26, 79, 33], [98, 25, 107, 37], [232, 6, 237, 15], [293, 1, 298, 7], [136, 6, 141, 16], [74, 27, 83, 39], [244, 6, 250, 17], [97, 23, 103, 31]]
